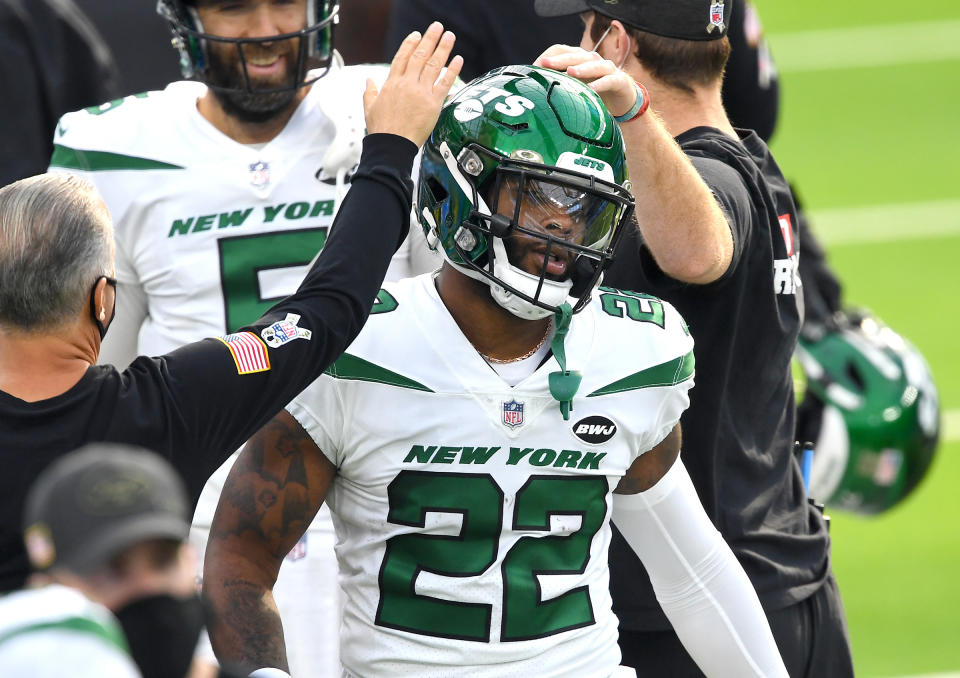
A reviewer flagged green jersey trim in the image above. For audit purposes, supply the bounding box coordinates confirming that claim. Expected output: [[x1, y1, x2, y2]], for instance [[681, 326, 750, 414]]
[[325, 353, 434, 392], [586, 350, 695, 397], [50, 144, 184, 172], [0, 615, 130, 654]]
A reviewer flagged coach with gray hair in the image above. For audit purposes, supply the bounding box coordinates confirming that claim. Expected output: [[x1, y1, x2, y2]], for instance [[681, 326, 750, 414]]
[[0, 26, 462, 593]]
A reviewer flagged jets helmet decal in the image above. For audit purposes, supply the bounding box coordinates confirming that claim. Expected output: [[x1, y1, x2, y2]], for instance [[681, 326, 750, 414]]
[[417, 65, 635, 320]]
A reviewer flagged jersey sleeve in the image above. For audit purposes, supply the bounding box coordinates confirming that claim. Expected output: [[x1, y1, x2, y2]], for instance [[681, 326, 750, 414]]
[[637, 299, 696, 454], [48, 102, 151, 291], [285, 377, 344, 468], [48, 107, 140, 240], [686, 153, 754, 284], [119, 134, 416, 495]]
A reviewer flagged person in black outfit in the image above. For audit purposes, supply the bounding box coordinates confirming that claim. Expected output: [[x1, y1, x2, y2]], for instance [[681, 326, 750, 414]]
[[718, 0, 846, 332], [384, 0, 583, 81], [0, 0, 120, 187], [534, 0, 855, 675], [722, 0, 778, 144], [0, 26, 463, 594]]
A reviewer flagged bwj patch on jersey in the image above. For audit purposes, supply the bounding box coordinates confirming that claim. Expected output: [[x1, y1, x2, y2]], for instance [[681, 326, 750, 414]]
[[261, 313, 312, 348], [216, 331, 271, 375]]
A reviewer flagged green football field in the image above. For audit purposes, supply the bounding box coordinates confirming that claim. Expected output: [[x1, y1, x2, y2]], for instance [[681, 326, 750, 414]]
[[757, 0, 960, 675]]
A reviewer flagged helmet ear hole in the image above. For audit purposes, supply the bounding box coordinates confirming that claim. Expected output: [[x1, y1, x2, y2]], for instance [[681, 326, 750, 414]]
[[425, 176, 448, 203], [844, 362, 866, 391], [569, 258, 598, 297]]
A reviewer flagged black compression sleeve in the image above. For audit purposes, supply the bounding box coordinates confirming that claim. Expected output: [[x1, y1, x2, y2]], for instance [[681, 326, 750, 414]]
[[134, 133, 417, 494]]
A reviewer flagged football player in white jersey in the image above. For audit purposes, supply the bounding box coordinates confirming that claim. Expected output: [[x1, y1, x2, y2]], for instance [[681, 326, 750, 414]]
[[204, 66, 788, 677], [48, 3, 441, 677]]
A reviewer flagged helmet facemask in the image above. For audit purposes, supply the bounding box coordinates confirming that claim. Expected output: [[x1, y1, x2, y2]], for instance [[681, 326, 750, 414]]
[[157, 0, 339, 102], [427, 142, 634, 320]]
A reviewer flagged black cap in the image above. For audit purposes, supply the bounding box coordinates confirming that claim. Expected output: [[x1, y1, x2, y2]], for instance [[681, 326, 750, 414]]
[[535, 0, 733, 41], [23, 443, 190, 575]]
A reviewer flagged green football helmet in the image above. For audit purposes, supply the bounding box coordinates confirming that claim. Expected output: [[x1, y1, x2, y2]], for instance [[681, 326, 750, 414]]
[[795, 311, 940, 514], [417, 65, 635, 319]]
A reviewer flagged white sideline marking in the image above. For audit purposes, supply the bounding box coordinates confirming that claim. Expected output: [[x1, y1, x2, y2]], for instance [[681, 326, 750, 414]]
[[943, 409, 960, 443], [770, 19, 960, 73], [807, 199, 960, 246]]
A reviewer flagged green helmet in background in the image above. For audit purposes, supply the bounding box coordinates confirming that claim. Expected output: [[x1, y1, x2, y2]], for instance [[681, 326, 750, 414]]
[[417, 65, 634, 319], [795, 311, 940, 514]]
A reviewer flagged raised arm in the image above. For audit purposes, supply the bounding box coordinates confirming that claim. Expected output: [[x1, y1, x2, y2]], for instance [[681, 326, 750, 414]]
[[536, 47, 732, 284], [613, 425, 788, 677], [128, 25, 462, 493], [204, 410, 334, 674]]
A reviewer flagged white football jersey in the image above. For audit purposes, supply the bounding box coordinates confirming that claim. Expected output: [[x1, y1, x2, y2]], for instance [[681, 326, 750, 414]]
[[0, 585, 140, 678], [49, 60, 436, 357], [287, 274, 695, 678]]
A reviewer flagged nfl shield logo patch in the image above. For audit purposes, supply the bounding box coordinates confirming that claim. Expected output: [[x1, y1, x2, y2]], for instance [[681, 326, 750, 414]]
[[249, 160, 270, 188], [502, 399, 525, 428], [261, 313, 312, 348], [707, 1, 726, 32], [285, 534, 308, 562]]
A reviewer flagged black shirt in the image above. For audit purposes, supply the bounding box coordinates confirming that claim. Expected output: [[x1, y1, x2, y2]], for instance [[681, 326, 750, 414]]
[[0, 134, 414, 592], [383, 0, 582, 82], [606, 128, 830, 630]]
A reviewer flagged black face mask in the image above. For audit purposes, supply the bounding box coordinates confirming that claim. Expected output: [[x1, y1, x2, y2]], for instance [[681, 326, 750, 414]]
[[88, 276, 117, 340], [114, 593, 205, 678]]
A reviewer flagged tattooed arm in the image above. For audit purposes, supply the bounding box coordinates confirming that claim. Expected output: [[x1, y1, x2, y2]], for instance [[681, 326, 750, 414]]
[[203, 410, 335, 674]]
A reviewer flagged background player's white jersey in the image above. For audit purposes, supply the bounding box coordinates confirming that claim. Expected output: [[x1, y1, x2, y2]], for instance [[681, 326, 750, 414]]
[[50, 60, 435, 359], [48, 60, 439, 678], [0, 585, 140, 678], [287, 274, 695, 678]]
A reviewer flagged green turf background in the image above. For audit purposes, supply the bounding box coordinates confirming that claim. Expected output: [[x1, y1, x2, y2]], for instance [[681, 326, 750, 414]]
[[756, 1, 960, 674]]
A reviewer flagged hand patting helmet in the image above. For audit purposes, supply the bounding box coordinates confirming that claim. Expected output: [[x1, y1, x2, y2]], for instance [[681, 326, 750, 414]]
[[417, 65, 635, 320]]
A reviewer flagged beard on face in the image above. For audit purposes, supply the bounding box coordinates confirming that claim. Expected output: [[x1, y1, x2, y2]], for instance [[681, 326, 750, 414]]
[[203, 38, 305, 123], [502, 231, 576, 283]]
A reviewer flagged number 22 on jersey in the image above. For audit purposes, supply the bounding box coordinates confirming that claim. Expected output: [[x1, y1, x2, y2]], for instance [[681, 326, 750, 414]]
[[376, 471, 607, 642]]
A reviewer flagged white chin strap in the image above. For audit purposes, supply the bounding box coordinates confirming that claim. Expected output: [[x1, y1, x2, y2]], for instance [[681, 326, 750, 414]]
[[488, 237, 573, 320], [441, 237, 573, 321], [433, 140, 573, 320]]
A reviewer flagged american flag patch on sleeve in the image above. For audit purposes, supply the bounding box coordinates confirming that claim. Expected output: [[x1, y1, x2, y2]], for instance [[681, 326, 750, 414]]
[[216, 332, 271, 375]]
